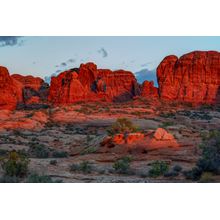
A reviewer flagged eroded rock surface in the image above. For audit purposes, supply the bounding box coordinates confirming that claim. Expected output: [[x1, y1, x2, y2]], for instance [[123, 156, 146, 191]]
[[157, 51, 220, 104], [49, 62, 140, 104]]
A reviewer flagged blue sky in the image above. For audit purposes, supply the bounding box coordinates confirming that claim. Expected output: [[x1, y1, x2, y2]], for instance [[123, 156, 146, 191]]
[[0, 36, 220, 80]]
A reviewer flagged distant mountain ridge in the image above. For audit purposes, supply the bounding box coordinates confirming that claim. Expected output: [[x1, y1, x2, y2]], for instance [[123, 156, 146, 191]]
[[135, 68, 157, 86]]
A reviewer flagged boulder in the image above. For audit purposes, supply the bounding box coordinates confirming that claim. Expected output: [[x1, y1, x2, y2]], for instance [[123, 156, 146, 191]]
[[153, 128, 174, 140]]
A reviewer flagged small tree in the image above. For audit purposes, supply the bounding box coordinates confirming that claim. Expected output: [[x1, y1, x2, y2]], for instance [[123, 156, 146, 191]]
[[1, 151, 29, 178], [184, 130, 220, 181], [108, 118, 138, 135], [148, 161, 169, 177], [113, 156, 132, 174]]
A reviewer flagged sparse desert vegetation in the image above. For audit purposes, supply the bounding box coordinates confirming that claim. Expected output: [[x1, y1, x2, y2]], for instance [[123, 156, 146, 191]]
[[0, 98, 219, 182]]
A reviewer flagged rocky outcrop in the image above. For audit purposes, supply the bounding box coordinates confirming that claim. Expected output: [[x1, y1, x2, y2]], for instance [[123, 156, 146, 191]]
[[0, 66, 49, 110], [49, 62, 140, 104], [140, 80, 158, 98], [0, 67, 22, 110], [157, 51, 220, 104], [48, 71, 86, 104], [99, 128, 179, 154], [0, 110, 48, 131], [153, 128, 174, 140], [11, 74, 49, 106]]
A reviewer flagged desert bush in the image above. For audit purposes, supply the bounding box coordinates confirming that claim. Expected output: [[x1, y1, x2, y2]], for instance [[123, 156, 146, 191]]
[[184, 130, 220, 181], [197, 130, 220, 174], [108, 118, 138, 135], [200, 104, 214, 110], [0, 149, 8, 156], [173, 165, 183, 172], [70, 161, 92, 174], [80, 146, 97, 155], [113, 156, 132, 174], [50, 160, 57, 165], [25, 113, 34, 118], [29, 143, 50, 158], [161, 121, 175, 128], [148, 161, 169, 177], [159, 112, 175, 118], [201, 130, 220, 141], [164, 171, 179, 177], [27, 173, 62, 183], [0, 175, 20, 183], [52, 151, 68, 158], [183, 167, 203, 181], [1, 151, 29, 178], [199, 172, 215, 183]]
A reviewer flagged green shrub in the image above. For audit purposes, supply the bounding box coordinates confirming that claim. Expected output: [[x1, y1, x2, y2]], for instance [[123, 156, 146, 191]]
[[108, 118, 138, 135], [164, 171, 179, 177], [0, 175, 20, 183], [200, 104, 214, 110], [50, 160, 57, 165], [27, 173, 62, 183], [161, 121, 175, 128], [0, 149, 8, 157], [1, 151, 29, 178], [159, 113, 175, 118], [29, 143, 50, 158], [80, 146, 97, 155], [52, 151, 68, 158], [199, 172, 215, 183], [184, 130, 220, 181], [197, 131, 220, 174], [70, 161, 92, 174], [148, 161, 169, 177], [183, 167, 203, 181], [113, 156, 132, 174], [173, 165, 182, 172]]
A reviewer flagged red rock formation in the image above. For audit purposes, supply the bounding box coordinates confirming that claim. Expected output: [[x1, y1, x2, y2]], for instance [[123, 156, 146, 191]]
[[140, 80, 158, 98], [0, 66, 22, 110], [49, 62, 140, 104], [12, 74, 44, 91], [48, 71, 86, 104], [11, 74, 49, 106], [157, 51, 220, 104], [113, 132, 145, 144], [99, 128, 179, 154], [153, 128, 174, 140], [0, 66, 49, 110]]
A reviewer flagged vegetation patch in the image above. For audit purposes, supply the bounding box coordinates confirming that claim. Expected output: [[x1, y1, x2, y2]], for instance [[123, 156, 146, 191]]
[[184, 130, 220, 181], [108, 118, 139, 136], [52, 151, 68, 158], [148, 161, 169, 177], [28, 142, 50, 158], [70, 161, 93, 174], [27, 173, 62, 183], [113, 156, 132, 174], [0, 151, 29, 178], [161, 121, 175, 128]]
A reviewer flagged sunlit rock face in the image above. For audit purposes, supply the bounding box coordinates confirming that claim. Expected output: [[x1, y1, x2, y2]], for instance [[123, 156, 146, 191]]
[[157, 51, 220, 104], [0, 67, 49, 110], [140, 80, 158, 98], [11, 74, 49, 106], [99, 128, 179, 155], [0, 66, 22, 110], [48, 62, 140, 105]]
